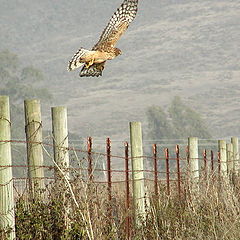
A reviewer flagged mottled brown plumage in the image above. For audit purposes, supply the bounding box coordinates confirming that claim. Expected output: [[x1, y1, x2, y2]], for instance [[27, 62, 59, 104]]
[[68, 0, 138, 77]]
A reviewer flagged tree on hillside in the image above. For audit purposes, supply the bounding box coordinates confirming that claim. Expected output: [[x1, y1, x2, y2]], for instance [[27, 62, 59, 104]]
[[146, 96, 211, 140], [0, 50, 18, 72], [0, 50, 51, 102], [0, 49, 52, 138], [169, 96, 211, 139], [146, 106, 174, 139]]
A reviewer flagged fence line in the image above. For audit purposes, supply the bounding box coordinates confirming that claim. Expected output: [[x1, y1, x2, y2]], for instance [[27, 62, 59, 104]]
[[1, 137, 239, 239], [0, 96, 240, 239]]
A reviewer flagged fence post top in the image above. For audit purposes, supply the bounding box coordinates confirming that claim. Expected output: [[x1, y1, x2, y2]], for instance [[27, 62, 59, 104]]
[[0, 95, 9, 100], [0, 96, 10, 117], [129, 121, 141, 126], [24, 99, 40, 104], [218, 140, 226, 145], [51, 106, 67, 110], [231, 137, 239, 143], [188, 137, 198, 141]]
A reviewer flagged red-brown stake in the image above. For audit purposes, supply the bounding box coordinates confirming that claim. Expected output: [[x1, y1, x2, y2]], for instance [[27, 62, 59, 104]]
[[211, 150, 214, 173], [153, 144, 158, 197], [125, 142, 131, 239], [176, 145, 181, 197], [87, 137, 93, 182], [106, 138, 112, 219], [203, 149, 207, 177], [87, 137, 93, 221], [186, 146, 190, 165], [218, 151, 221, 176], [165, 148, 170, 195]]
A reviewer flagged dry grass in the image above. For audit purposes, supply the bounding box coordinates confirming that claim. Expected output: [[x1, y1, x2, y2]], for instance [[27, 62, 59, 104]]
[[2, 174, 240, 239]]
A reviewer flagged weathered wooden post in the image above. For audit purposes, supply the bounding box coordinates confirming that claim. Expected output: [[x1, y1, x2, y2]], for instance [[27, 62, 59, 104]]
[[24, 99, 45, 195], [226, 143, 234, 173], [0, 96, 16, 239], [227, 143, 234, 183], [231, 137, 239, 173], [51, 106, 69, 179], [129, 122, 146, 225], [51, 107, 70, 229], [188, 137, 199, 184], [218, 140, 227, 177]]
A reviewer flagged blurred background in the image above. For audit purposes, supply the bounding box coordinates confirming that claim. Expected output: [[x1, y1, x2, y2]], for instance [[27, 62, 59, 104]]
[[0, 0, 239, 142]]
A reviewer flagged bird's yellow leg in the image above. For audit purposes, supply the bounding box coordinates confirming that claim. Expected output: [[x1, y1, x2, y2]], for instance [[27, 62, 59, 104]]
[[85, 59, 94, 68]]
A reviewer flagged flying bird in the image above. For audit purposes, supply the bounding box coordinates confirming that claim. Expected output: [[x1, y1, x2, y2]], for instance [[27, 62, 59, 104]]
[[68, 0, 138, 77]]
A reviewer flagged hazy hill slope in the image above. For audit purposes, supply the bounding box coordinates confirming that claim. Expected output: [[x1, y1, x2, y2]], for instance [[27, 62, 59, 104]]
[[0, 0, 239, 139]]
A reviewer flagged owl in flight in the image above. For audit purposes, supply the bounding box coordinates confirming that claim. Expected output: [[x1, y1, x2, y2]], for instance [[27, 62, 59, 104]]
[[68, 0, 138, 77]]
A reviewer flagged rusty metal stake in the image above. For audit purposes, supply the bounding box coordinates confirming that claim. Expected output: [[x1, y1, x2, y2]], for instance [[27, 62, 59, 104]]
[[211, 150, 214, 173], [87, 137, 93, 182], [87, 137, 94, 223], [186, 146, 190, 165], [165, 148, 170, 195], [153, 144, 158, 197], [176, 145, 181, 198], [106, 138, 112, 219], [203, 149, 207, 178], [125, 142, 131, 239], [218, 151, 221, 177]]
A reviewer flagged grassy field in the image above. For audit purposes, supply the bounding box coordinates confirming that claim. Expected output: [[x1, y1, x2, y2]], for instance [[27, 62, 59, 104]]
[[2, 174, 240, 239]]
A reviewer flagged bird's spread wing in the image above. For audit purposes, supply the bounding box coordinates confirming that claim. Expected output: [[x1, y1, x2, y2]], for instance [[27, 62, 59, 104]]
[[93, 0, 138, 51]]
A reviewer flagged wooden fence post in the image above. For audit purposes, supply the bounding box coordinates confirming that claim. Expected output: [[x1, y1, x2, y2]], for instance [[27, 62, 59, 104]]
[[51, 107, 69, 180], [231, 137, 239, 174], [0, 96, 16, 239], [188, 137, 199, 184], [218, 140, 227, 177], [51, 107, 70, 230], [24, 99, 45, 195], [226, 143, 234, 173], [129, 122, 146, 225]]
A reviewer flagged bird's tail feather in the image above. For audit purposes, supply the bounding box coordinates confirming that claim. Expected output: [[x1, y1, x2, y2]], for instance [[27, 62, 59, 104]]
[[80, 62, 106, 77], [68, 48, 90, 71]]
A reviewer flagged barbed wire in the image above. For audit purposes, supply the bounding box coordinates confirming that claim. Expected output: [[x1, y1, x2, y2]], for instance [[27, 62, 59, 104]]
[[0, 139, 226, 162], [0, 139, 236, 204], [0, 169, 219, 187]]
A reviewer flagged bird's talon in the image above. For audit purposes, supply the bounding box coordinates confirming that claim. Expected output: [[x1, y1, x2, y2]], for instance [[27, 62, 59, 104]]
[[86, 59, 94, 68]]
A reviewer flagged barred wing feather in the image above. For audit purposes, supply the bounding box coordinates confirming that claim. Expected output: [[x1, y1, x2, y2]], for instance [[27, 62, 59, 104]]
[[93, 0, 138, 50], [68, 48, 91, 71]]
